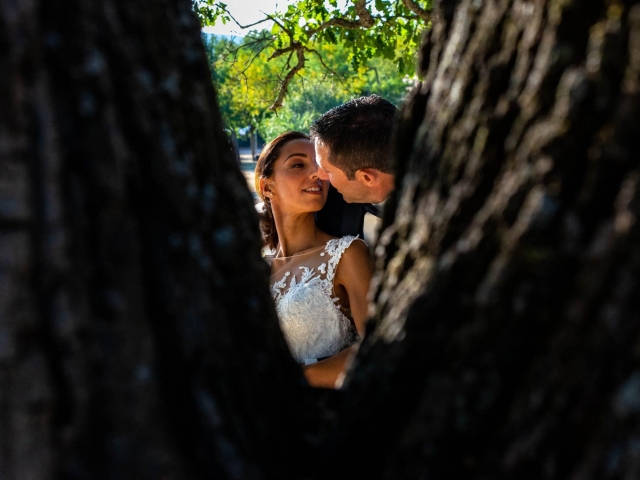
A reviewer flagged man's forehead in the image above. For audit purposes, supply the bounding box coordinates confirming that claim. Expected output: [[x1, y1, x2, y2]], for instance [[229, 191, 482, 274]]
[[314, 142, 331, 160], [313, 140, 327, 152], [314, 142, 332, 163]]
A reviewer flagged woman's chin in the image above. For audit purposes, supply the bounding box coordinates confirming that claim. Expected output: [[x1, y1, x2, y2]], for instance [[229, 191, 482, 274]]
[[289, 195, 327, 213], [316, 198, 328, 209], [306, 199, 327, 212]]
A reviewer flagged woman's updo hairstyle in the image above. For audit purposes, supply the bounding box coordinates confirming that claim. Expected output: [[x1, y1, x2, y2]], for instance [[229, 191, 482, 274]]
[[254, 131, 310, 251]]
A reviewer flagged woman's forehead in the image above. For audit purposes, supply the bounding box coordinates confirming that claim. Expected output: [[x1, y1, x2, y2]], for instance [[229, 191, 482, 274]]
[[277, 138, 314, 161]]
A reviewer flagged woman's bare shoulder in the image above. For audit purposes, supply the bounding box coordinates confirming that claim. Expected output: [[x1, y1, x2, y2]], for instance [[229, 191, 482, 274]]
[[336, 236, 373, 280], [345, 236, 371, 257]]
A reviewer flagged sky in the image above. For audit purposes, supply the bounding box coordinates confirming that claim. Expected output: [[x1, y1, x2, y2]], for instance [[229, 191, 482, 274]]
[[201, 0, 295, 36]]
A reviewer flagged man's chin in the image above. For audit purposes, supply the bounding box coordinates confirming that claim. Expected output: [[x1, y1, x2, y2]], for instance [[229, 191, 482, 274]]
[[341, 194, 361, 204], [333, 185, 361, 203], [336, 190, 355, 203]]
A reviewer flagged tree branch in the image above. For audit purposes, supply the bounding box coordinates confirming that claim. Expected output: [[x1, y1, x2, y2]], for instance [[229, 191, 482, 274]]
[[206, 0, 433, 111], [269, 46, 306, 110], [308, 0, 376, 35], [267, 14, 295, 38], [401, 0, 431, 22], [268, 45, 298, 60], [219, 4, 273, 30], [354, 0, 375, 27], [306, 48, 341, 79]]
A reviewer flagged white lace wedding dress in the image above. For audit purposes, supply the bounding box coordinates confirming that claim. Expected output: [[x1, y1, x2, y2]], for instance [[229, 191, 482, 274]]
[[268, 236, 363, 365]]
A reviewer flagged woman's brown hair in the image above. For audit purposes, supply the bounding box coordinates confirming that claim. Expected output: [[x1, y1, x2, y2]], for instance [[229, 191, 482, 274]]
[[254, 131, 311, 251]]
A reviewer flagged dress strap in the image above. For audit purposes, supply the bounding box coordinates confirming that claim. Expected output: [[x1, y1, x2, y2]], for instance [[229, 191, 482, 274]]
[[324, 235, 361, 286]]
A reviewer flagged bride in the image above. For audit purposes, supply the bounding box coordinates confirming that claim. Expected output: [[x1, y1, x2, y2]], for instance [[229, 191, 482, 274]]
[[255, 131, 373, 389]]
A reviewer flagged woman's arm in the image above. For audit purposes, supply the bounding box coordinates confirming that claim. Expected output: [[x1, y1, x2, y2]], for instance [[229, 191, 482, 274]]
[[334, 238, 374, 335], [302, 348, 355, 389], [302, 239, 374, 388]]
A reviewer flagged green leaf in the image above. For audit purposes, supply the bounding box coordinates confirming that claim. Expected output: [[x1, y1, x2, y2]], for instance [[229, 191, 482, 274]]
[[195, 0, 430, 115], [325, 29, 337, 44]]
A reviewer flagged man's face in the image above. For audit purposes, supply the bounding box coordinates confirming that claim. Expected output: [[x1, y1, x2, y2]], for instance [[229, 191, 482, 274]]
[[315, 142, 369, 203]]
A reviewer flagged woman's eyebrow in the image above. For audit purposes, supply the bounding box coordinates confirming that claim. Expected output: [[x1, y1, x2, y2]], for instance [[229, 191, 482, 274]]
[[284, 152, 309, 162]]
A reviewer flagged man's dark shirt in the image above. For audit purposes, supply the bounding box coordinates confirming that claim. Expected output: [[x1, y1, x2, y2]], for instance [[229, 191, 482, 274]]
[[315, 185, 382, 238]]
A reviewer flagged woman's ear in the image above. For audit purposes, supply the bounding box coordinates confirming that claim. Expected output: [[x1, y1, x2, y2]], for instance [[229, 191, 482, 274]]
[[260, 178, 275, 198]]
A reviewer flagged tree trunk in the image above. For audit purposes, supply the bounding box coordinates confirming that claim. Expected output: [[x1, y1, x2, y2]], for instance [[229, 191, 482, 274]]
[[0, 0, 319, 478], [331, 1, 640, 478], [231, 129, 240, 164], [250, 126, 257, 162], [2, 0, 640, 479]]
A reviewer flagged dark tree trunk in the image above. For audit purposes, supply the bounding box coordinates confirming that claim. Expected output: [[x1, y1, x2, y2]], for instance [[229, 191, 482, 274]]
[[249, 126, 257, 162], [2, 0, 640, 479], [230, 129, 240, 164], [0, 0, 319, 479], [332, 1, 640, 479]]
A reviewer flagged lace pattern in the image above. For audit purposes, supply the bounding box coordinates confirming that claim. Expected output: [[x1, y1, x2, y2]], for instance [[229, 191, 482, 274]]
[[270, 235, 363, 363]]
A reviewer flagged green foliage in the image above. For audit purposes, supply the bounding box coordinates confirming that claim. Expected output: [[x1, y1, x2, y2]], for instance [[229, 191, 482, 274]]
[[204, 31, 414, 141], [266, 0, 430, 75], [204, 33, 283, 136], [192, 0, 229, 26], [197, 0, 432, 110]]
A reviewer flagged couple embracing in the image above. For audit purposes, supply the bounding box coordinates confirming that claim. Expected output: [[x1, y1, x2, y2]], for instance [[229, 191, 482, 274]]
[[254, 95, 398, 389]]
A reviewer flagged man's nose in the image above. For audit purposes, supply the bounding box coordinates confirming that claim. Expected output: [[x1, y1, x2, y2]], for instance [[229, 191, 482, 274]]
[[317, 167, 330, 181]]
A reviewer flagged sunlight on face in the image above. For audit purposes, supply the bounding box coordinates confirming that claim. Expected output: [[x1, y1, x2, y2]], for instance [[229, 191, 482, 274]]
[[269, 138, 329, 213], [314, 142, 369, 203]]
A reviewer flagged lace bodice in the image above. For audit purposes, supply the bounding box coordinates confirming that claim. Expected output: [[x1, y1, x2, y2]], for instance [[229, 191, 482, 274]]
[[268, 236, 363, 364]]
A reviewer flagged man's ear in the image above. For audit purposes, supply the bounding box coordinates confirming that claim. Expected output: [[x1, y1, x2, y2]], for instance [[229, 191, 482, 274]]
[[355, 168, 381, 187]]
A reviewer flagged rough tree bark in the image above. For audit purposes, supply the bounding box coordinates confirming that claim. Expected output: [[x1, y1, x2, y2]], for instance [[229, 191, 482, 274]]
[[0, 0, 321, 478], [332, 0, 640, 479], [2, 0, 640, 479]]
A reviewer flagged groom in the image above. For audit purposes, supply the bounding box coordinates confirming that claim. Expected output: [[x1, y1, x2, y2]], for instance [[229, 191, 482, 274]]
[[311, 94, 398, 239]]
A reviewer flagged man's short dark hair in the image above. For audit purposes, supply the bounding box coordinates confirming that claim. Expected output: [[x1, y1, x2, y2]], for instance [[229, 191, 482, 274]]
[[310, 94, 398, 179]]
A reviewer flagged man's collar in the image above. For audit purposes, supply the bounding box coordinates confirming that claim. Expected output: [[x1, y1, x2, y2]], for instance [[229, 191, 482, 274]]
[[363, 203, 382, 218]]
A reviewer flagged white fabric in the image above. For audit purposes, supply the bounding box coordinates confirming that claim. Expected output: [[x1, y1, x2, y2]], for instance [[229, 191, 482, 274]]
[[269, 236, 363, 363]]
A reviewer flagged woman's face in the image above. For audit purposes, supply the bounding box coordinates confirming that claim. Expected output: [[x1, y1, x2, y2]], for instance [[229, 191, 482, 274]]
[[266, 138, 329, 213]]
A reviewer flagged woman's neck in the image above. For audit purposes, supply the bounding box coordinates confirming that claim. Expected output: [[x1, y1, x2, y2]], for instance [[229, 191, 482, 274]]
[[272, 208, 323, 258]]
